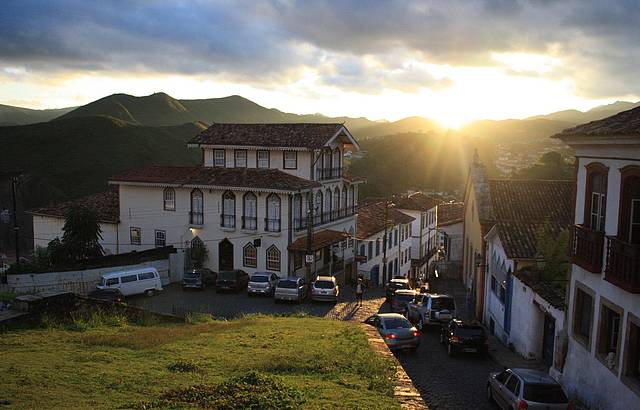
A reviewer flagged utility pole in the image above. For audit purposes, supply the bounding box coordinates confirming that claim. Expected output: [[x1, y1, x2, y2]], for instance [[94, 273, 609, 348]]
[[11, 176, 20, 273], [382, 199, 389, 284]]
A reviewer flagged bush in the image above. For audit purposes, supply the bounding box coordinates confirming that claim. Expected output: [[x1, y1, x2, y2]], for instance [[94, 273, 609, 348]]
[[167, 360, 198, 373], [185, 312, 214, 324]]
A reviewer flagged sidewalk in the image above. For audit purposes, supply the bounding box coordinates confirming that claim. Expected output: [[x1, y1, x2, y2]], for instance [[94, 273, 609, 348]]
[[431, 278, 547, 371]]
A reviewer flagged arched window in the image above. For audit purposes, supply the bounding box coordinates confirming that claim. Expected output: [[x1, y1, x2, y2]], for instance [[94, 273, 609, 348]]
[[243, 242, 257, 268], [221, 191, 236, 228], [349, 185, 355, 212], [266, 245, 281, 271], [163, 187, 175, 211], [243, 192, 257, 230], [325, 188, 332, 220], [333, 148, 341, 177], [266, 194, 281, 232], [293, 193, 302, 230], [584, 163, 608, 232], [342, 186, 347, 214], [348, 227, 354, 248], [315, 190, 323, 223], [359, 244, 365, 257], [190, 189, 203, 225], [324, 148, 332, 173], [376, 239, 380, 256], [333, 187, 340, 218]]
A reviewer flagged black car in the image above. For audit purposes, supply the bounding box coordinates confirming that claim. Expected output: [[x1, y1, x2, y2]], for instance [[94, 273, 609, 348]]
[[182, 268, 217, 290], [87, 288, 124, 303], [385, 278, 411, 301], [215, 270, 250, 292], [440, 319, 488, 356]]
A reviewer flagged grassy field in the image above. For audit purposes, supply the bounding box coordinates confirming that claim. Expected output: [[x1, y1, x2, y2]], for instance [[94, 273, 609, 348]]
[[0, 313, 399, 409]]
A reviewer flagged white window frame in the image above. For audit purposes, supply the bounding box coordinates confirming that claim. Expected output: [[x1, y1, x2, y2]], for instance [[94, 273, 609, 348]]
[[214, 149, 225, 167], [163, 187, 175, 211], [155, 230, 166, 247], [234, 149, 247, 168], [130, 227, 141, 245], [284, 151, 297, 169], [266, 245, 281, 271], [243, 243, 257, 268], [257, 150, 270, 168]]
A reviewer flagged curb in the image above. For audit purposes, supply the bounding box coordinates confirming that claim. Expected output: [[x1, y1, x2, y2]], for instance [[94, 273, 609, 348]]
[[360, 324, 428, 410]]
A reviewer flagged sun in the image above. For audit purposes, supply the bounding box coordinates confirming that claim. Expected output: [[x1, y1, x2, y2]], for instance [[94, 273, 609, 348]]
[[434, 113, 470, 130]]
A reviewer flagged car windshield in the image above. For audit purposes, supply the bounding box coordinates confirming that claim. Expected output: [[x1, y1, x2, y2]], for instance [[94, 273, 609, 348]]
[[431, 298, 455, 310], [384, 318, 412, 329], [315, 280, 334, 289], [250, 275, 269, 282], [394, 294, 415, 302], [278, 280, 298, 289], [523, 384, 568, 403], [218, 271, 235, 280], [456, 327, 485, 337], [390, 282, 409, 289]]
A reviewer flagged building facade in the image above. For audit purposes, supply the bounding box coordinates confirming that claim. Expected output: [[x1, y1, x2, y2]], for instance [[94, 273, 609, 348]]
[[555, 108, 640, 409]]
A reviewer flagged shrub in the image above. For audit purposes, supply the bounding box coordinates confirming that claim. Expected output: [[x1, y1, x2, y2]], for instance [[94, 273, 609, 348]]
[[185, 312, 214, 324], [167, 360, 198, 373]]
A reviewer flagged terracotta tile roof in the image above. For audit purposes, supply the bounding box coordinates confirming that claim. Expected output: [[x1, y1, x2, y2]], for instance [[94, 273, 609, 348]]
[[394, 192, 441, 212], [553, 106, 640, 138], [513, 266, 566, 309], [356, 202, 415, 239], [437, 202, 464, 226], [110, 165, 321, 192], [189, 123, 347, 149], [488, 180, 573, 259], [29, 189, 119, 224], [289, 229, 349, 252]]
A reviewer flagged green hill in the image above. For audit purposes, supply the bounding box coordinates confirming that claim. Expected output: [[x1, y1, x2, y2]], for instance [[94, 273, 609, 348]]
[[57, 92, 378, 130], [0, 104, 75, 126], [528, 100, 640, 124], [353, 116, 442, 138]]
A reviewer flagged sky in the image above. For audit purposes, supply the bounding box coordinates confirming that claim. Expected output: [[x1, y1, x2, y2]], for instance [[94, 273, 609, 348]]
[[1, 0, 639, 128]]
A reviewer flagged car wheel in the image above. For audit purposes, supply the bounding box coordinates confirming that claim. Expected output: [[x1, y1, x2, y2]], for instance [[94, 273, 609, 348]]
[[447, 344, 454, 357], [145, 289, 155, 297], [487, 384, 493, 402]]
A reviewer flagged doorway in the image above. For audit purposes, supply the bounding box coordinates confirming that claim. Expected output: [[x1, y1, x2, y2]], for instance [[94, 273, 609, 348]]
[[542, 314, 556, 367], [219, 239, 234, 271]]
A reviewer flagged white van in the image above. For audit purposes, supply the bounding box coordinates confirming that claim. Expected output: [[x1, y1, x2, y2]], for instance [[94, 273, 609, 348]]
[[96, 267, 163, 297]]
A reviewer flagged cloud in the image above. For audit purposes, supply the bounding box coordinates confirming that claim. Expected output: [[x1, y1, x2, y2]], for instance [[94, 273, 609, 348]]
[[0, 0, 638, 98]]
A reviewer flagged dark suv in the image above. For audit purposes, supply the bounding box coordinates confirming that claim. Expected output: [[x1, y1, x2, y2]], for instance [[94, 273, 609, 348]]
[[440, 319, 488, 356], [385, 278, 411, 301], [215, 270, 249, 292], [182, 268, 217, 290]]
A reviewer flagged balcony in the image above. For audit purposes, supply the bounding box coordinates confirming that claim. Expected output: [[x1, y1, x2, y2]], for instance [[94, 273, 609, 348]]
[[189, 211, 204, 227], [265, 218, 281, 232], [570, 224, 605, 273], [220, 214, 236, 229], [316, 167, 343, 181], [293, 207, 356, 231], [242, 216, 257, 230], [605, 236, 640, 293]]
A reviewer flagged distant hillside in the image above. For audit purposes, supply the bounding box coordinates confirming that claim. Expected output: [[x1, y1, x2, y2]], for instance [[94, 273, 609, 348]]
[[529, 100, 640, 124], [460, 118, 574, 141], [0, 104, 75, 126], [57, 92, 379, 130], [353, 116, 441, 138]]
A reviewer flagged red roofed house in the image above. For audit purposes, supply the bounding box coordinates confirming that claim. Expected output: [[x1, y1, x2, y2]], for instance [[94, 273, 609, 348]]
[[31, 123, 364, 282]]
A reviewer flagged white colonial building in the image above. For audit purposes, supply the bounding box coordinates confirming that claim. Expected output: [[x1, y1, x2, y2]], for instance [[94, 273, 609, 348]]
[[554, 107, 640, 409], [394, 193, 440, 284], [355, 201, 414, 286], [31, 123, 365, 282]]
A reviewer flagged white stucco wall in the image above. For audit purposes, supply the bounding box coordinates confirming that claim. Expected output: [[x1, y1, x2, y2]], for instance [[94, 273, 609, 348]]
[[356, 222, 413, 286], [439, 222, 463, 262], [32, 214, 119, 255]]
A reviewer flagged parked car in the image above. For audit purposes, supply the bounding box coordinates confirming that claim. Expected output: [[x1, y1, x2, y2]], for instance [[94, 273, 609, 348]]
[[274, 277, 308, 303], [406, 293, 456, 329], [215, 270, 249, 292], [247, 272, 279, 296], [363, 313, 421, 351], [440, 319, 488, 356], [310, 276, 339, 302], [182, 268, 217, 290], [87, 288, 124, 303], [97, 267, 162, 297], [487, 368, 571, 410], [391, 289, 418, 313], [385, 277, 411, 301]]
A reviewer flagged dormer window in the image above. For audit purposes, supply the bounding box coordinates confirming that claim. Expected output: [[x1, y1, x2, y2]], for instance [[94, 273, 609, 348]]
[[214, 149, 225, 167], [234, 150, 247, 168], [257, 150, 270, 168], [284, 151, 297, 169]]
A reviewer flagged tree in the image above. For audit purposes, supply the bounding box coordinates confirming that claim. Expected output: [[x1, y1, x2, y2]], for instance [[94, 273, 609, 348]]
[[190, 237, 208, 268], [50, 206, 104, 264], [511, 151, 572, 180], [535, 225, 570, 289]]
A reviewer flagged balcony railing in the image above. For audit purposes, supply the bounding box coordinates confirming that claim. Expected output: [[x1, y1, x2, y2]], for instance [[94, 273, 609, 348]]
[[242, 216, 257, 230], [265, 218, 281, 232], [605, 236, 640, 293], [293, 207, 356, 231], [220, 214, 236, 228], [189, 211, 204, 226], [570, 224, 605, 273], [316, 167, 343, 181]]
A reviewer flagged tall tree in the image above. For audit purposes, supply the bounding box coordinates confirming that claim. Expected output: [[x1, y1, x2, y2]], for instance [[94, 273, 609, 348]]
[[511, 151, 572, 180], [59, 206, 104, 262]]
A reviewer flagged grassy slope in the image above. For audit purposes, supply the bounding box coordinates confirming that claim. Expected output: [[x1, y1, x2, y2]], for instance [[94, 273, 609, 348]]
[[0, 316, 399, 409]]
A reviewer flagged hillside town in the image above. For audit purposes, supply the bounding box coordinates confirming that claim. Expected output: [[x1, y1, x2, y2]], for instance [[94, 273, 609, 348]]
[[0, 104, 638, 409]]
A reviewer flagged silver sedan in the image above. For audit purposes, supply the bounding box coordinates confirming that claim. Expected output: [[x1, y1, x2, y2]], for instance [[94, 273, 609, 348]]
[[364, 313, 421, 351]]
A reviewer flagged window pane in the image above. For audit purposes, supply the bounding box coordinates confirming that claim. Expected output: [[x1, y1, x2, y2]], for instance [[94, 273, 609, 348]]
[[235, 150, 247, 167], [121, 274, 137, 283], [214, 150, 225, 167], [257, 151, 269, 168]]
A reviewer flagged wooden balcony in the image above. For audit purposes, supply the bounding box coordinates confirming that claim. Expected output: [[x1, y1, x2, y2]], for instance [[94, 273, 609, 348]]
[[570, 224, 604, 273], [605, 236, 640, 293]]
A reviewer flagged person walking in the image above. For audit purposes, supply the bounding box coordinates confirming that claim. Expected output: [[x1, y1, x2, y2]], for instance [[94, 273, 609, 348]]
[[355, 277, 365, 306]]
